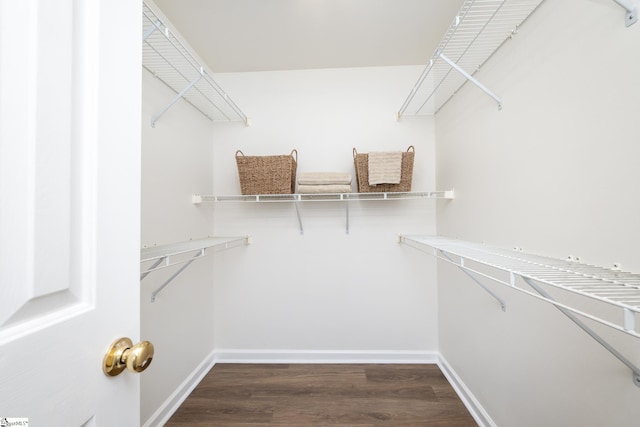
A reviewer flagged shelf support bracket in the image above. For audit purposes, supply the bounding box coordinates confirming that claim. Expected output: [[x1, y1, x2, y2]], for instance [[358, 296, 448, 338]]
[[345, 202, 350, 235], [294, 201, 304, 235], [437, 52, 503, 110], [140, 256, 166, 281], [613, 0, 638, 26], [142, 19, 162, 41], [441, 251, 507, 311], [523, 277, 640, 388], [150, 249, 205, 302], [151, 70, 204, 128]]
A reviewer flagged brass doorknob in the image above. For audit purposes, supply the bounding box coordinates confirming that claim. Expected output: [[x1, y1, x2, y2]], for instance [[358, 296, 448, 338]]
[[103, 337, 154, 377]]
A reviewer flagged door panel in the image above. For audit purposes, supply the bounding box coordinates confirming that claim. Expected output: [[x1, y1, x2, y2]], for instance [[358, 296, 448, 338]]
[[0, 0, 90, 333], [0, 1, 142, 425], [0, 0, 87, 333]]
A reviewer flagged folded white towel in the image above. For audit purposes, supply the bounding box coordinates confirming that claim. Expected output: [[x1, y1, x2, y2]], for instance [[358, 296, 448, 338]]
[[298, 172, 352, 185], [368, 151, 402, 185], [297, 184, 352, 194]]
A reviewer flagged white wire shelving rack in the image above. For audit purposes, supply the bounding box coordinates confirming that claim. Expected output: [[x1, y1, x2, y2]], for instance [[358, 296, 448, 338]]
[[192, 190, 454, 204], [141, 236, 250, 302], [142, 1, 249, 127], [397, 0, 636, 117], [399, 235, 640, 387], [397, 0, 545, 117], [193, 191, 454, 235]]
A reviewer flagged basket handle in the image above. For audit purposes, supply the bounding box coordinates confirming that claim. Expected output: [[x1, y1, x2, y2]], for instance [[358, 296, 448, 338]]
[[406, 145, 415, 152], [235, 150, 245, 157], [290, 149, 297, 161], [353, 147, 358, 158]]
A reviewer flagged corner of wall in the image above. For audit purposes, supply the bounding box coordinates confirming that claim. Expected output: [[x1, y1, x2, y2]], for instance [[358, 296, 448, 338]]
[[437, 354, 496, 427]]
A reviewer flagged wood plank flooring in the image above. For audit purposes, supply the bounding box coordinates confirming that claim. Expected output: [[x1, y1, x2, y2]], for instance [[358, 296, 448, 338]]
[[165, 364, 478, 426]]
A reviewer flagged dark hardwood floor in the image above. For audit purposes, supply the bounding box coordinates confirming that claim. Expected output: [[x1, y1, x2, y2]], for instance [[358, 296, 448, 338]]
[[165, 364, 478, 426]]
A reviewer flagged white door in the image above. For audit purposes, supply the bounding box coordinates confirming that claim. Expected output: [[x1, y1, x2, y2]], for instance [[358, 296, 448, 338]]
[[0, 1, 143, 426]]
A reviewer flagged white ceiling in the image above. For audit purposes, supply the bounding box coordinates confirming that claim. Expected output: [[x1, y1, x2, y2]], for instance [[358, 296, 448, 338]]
[[151, 0, 465, 73]]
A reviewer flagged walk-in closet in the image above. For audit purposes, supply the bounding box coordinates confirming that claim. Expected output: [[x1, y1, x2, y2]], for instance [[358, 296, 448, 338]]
[[138, 0, 640, 425], [1, 0, 638, 426]]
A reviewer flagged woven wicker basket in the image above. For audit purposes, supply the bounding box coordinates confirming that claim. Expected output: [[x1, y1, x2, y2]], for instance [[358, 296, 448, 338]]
[[353, 146, 414, 192], [235, 149, 298, 195]]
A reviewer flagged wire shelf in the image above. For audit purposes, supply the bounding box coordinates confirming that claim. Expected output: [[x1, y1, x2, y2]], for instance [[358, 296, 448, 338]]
[[400, 235, 640, 338], [142, 2, 248, 126], [193, 192, 453, 235], [140, 236, 249, 302], [140, 236, 249, 280], [398, 0, 545, 116], [141, 236, 248, 264], [192, 191, 455, 204]]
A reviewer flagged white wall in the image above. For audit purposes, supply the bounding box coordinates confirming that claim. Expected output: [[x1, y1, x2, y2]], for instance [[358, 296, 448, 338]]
[[140, 69, 216, 424], [139, 64, 440, 423], [209, 66, 440, 359], [435, 1, 640, 426]]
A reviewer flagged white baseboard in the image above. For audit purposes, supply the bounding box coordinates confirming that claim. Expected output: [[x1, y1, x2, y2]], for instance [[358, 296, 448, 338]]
[[437, 354, 496, 427], [213, 349, 439, 364], [141, 350, 217, 427]]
